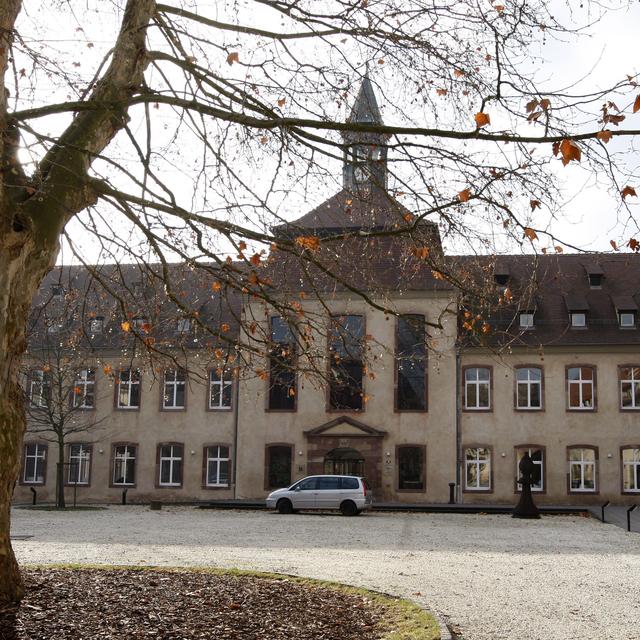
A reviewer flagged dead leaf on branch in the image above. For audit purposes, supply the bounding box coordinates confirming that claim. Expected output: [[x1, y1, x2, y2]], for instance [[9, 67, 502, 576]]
[[226, 52, 239, 65], [530, 199, 541, 211], [558, 139, 581, 166], [474, 112, 490, 128], [597, 130, 613, 143], [523, 227, 538, 241], [295, 236, 321, 251], [458, 188, 471, 202], [621, 186, 637, 200], [610, 239, 619, 251], [634, 94, 640, 113]]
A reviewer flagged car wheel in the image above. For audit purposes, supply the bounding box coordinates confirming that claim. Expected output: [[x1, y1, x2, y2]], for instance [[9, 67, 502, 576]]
[[340, 500, 358, 516], [277, 499, 293, 514]]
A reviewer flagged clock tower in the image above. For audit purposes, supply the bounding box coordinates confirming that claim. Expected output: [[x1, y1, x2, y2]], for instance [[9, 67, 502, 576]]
[[342, 75, 390, 194]]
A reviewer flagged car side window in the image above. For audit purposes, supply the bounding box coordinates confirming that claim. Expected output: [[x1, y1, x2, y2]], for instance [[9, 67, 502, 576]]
[[340, 477, 359, 490], [317, 477, 341, 490], [295, 477, 317, 490]]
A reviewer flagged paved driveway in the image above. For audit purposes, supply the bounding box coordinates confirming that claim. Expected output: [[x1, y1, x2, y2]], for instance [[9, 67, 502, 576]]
[[10, 506, 640, 639]]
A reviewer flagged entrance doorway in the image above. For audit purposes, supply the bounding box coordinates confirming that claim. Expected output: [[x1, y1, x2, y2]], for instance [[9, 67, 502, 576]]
[[323, 447, 365, 476]]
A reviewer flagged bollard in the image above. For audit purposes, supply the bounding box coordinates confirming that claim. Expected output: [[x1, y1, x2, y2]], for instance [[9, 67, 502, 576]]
[[122, 489, 128, 505], [448, 482, 456, 504], [627, 504, 637, 532], [29, 487, 37, 506], [150, 500, 162, 511], [601, 500, 610, 523]]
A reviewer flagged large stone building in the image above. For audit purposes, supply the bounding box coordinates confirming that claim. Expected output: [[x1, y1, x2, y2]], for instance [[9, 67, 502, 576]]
[[12, 80, 640, 507]]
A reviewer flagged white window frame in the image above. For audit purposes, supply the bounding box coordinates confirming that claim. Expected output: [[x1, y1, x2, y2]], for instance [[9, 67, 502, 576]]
[[208, 368, 233, 410], [159, 444, 183, 487], [622, 448, 640, 493], [464, 447, 491, 490], [515, 367, 542, 410], [205, 445, 230, 487], [568, 448, 597, 492], [176, 318, 191, 334], [519, 312, 534, 329], [29, 370, 50, 408], [464, 367, 491, 410], [570, 312, 586, 327], [567, 367, 595, 410], [23, 443, 46, 484], [163, 368, 186, 409], [619, 312, 636, 328], [117, 368, 141, 409], [112, 445, 136, 486], [620, 367, 640, 409], [515, 447, 544, 492], [68, 444, 91, 485], [72, 368, 95, 409]]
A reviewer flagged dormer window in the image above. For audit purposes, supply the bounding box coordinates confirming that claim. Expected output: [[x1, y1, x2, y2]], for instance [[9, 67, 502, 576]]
[[176, 317, 191, 334], [620, 312, 636, 328], [493, 264, 510, 287], [90, 316, 104, 334], [51, 285, 64, 299], [519, 312, 534, 329], [571, 312, 586, 328], [586, 264, 604, 289]]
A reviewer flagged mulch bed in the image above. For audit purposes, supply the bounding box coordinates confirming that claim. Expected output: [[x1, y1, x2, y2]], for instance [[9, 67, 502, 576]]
[[0, 568, 392, 639]]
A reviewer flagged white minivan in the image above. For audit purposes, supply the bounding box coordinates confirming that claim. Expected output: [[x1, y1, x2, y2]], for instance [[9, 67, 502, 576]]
[[266, 475, 371, 516]]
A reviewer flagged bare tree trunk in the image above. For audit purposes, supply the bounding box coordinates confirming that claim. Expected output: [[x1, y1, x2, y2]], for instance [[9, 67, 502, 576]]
[[56, 436, 66, 509]]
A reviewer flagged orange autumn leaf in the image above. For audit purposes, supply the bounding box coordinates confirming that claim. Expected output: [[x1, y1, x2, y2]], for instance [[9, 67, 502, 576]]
[[474, 112, 490, 128], [220, 323, 230, 332], [523, 227, 538, 241], [410, 246, 430, 260], [214, 348, 224, 359], [610, 239, 619, 251], [250, 253, 261, 266], [530, 199, 541, 211], [633, 94, 640, 113], [120, 321, 131, 332], [629, 238, 640, 252], [141, 322, 152, 334], [256, 369, 268, 381], [559, 139, 581, 166], [102, 365, 112, 376], [277, 98, 286, 107], [494, 4, 505, 11], [597, 130, 613, 143], [211, 281, 222, 292], [458, 188, 471, 202], [555, 245, 563, 253], [226, 51, 239, 65], [621, 186, 637, 200], [481, 323, 491, 334], [295, 235, 321, 251], [540, 98, 551, 110], [238, 241, 247, 251], [436, 88, 448, 96], [454, 69, 465, 78]]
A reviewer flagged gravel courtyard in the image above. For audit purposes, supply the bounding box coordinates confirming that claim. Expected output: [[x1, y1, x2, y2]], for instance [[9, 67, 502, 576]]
[[10, 506, 640, 640]]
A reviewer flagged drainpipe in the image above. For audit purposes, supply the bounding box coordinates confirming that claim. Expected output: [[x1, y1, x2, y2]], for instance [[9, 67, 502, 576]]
[[455, 344, 462, 504], [232, 353, 241, 499]]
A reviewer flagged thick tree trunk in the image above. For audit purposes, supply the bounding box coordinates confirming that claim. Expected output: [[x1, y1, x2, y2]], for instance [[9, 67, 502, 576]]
[[56, 436, 65, 509]]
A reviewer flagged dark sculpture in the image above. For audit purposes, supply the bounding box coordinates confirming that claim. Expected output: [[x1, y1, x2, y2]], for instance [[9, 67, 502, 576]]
[[512, 452, 541, 519]]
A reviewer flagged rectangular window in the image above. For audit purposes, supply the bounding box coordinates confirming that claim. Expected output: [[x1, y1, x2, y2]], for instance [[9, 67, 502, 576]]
[[567, 367, 595, 410], [117, 368, 141, 409], [72, 369, 95, 409], [519, 312, 534, 329], [112, 445, 136, 486], [465, 447, 491, 490], [620, 312, 636, 328], [89, 316, 104, 334], [620, 367, 640, 409], [29, 370, 50, 408], [23, 443, 46, 484], [176, 318, 191, 334], [515, 447, 544, 491], [266, 445, 292, 489], [516, 367, 542, 410], [568, 448, 596, 492], [622, 448, 640, 492], [209, 368, 233, 409], [398, 446, 425, 491], [163, 368, 186, 409], [159, 444, 183, 487], [464, 367, 491, 410], [570, 312, 586, 327], [205, 445, 230, 487], [396, 315, 427, 411], [329, 315, 364, 411], [68, 444, 91, 485], [268, 318, 296, 411]]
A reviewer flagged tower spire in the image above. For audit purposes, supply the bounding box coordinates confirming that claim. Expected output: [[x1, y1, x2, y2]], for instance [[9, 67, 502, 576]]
[[347, 72, 383, 125]]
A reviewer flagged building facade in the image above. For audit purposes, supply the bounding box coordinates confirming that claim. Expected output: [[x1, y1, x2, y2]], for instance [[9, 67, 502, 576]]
[[12, 80, 640, 507]]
